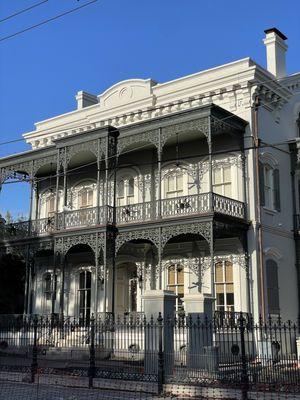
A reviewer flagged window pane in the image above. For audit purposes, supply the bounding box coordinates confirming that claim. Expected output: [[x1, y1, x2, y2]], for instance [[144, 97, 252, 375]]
[[168, 265, 175, 285], [79, 272, 85, 289], [177, 174, 183, 191], [213, 185, 223, 195], [87, 189, 93, 205], [225, 261, 233, 282], [79, 291, 85, 308], [216, 283, 224, 294], [217, 293, 224, 305], [226, 283, 234, 292], [45, 274, 51, 291], [215, 263, 223, 282], [223, 166, 231, 182], [128, 178, 134, 196], [167, 176, 175, 192], [86, 291, 91, 307], [213, 169, 222, 184], [49, 196, 55, 212], [86, 271, 91, 289], [177, 266, 184, 285], [226, 293, 234, 305], [118, 180, 124, 197], [224, 184, 232, 197], [177, 285, 184, 295]]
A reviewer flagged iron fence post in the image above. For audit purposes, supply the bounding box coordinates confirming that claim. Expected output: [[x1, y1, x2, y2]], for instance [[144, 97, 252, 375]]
[[157, 313, 164, 395], [239, 313, 248, 400], [31, 315, 38, 383], [89, 314, 96, 388]]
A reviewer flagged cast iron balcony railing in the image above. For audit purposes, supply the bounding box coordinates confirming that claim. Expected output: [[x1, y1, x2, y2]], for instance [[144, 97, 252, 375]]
[[117, 193, 245, 224], [0, 193, 245, 240]]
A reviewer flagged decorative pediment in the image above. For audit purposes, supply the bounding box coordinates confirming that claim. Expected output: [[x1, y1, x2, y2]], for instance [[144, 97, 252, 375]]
[[99, 79, 156, 109]]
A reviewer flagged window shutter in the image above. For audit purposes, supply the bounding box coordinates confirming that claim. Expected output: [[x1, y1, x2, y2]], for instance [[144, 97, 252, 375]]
[[266, 260, 280, 314], [273, 168, 281, 211], [259, 161, 265, 206]]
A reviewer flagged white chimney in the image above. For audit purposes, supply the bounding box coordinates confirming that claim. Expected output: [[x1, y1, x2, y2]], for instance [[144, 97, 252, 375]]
[[263, 28, 288, 78], [75, 91, 98, 109]]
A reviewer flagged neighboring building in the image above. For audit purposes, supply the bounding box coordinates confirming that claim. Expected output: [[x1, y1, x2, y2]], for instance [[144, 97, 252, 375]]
[[0, 28, 299, 323]]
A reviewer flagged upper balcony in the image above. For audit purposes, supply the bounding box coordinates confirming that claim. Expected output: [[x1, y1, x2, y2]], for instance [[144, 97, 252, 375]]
[[0, 192, 245, 241], [0, 104, 248, 242]]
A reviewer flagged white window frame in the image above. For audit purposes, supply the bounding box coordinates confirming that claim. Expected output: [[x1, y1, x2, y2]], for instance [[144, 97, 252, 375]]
[[117, 176, 136, 206], [166, 263, 185, 312], [163, 166, 188, 199], [213, 165, 232, 198], [215, 260, 235, 313]]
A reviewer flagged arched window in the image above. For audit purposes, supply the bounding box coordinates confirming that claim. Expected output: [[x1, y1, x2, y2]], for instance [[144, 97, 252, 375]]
[[259, 159, 280, 211], [167, 264, 184, 311], [266, 259, 280, 316], [213, 165, 232, 197], [215, 260, 234, 312], [78, 270, 91, 324], [117, 177, 135, 206]]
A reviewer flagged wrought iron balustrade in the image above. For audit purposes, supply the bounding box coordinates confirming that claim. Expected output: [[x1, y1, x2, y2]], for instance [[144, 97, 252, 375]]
[[213, 193, 245, 219], [0, 194, 246, 241], [161, 193, 210, 217], [0, 220, 30, 239], [31, 217, 55, 235], [116, 201, 153, 224]]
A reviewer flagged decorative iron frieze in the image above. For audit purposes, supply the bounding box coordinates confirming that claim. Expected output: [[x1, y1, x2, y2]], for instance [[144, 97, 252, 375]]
[[115, 228, 160, 253], [54, 232, 103, 256], [32, 155, 57, 176], [160, 118, 210, 151], [65, 139, 99, 167], [161, 222, 212, 249], [117, 129, 159, 155]]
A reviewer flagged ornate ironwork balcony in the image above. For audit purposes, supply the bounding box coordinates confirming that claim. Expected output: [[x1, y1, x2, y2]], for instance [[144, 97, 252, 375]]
[[117, 193, 245, 224], [0, 193, 245, 241]]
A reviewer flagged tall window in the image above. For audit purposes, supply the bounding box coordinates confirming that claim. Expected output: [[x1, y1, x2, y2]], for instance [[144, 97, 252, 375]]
[[78, 271, 91, 324], [259, 161, 281, 211], [167, 264, 184, 312], [117, 177, 135, 206], [266, 259, 280, 316], [43, 273, 56, 313], [78, 187, 94, 208], [46, 193, 56, 217], [215, 261, 234, 312], [213, 166, 232, 197], [165, 172, 183, 198]]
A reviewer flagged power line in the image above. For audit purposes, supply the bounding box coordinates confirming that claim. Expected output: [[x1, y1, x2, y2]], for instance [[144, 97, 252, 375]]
[[0, 0, 98, 43], [0, 0, 49, 23]]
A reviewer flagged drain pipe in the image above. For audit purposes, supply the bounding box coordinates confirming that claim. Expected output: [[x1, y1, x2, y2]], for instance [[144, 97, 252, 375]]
[[253, 95, 266, 320]]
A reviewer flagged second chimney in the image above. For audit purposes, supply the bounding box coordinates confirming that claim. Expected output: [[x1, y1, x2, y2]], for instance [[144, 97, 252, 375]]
[[263, 28, 288, 78]]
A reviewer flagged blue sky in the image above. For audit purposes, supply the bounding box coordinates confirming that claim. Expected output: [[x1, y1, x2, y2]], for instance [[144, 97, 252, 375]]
[[0, 0, 299, 218]]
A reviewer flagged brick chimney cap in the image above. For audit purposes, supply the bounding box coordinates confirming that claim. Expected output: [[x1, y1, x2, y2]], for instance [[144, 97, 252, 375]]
[[264, 28, 287, 41]]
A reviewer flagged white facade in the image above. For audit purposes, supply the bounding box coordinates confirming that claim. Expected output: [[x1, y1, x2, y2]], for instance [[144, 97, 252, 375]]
[[1, 28, 300, 323]]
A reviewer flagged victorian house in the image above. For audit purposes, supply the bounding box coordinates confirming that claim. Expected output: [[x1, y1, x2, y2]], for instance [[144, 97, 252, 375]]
[[0, 28, 299, 324]]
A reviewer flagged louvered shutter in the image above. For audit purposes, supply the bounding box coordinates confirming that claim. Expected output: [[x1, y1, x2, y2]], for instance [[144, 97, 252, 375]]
[[266, 259, 280, 314], [259, 161, 265, 206], [273, 168, 281, 211]]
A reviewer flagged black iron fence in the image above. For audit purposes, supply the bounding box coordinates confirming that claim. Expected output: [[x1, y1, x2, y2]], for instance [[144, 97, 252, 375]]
[[0, 313, 299, 396]]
